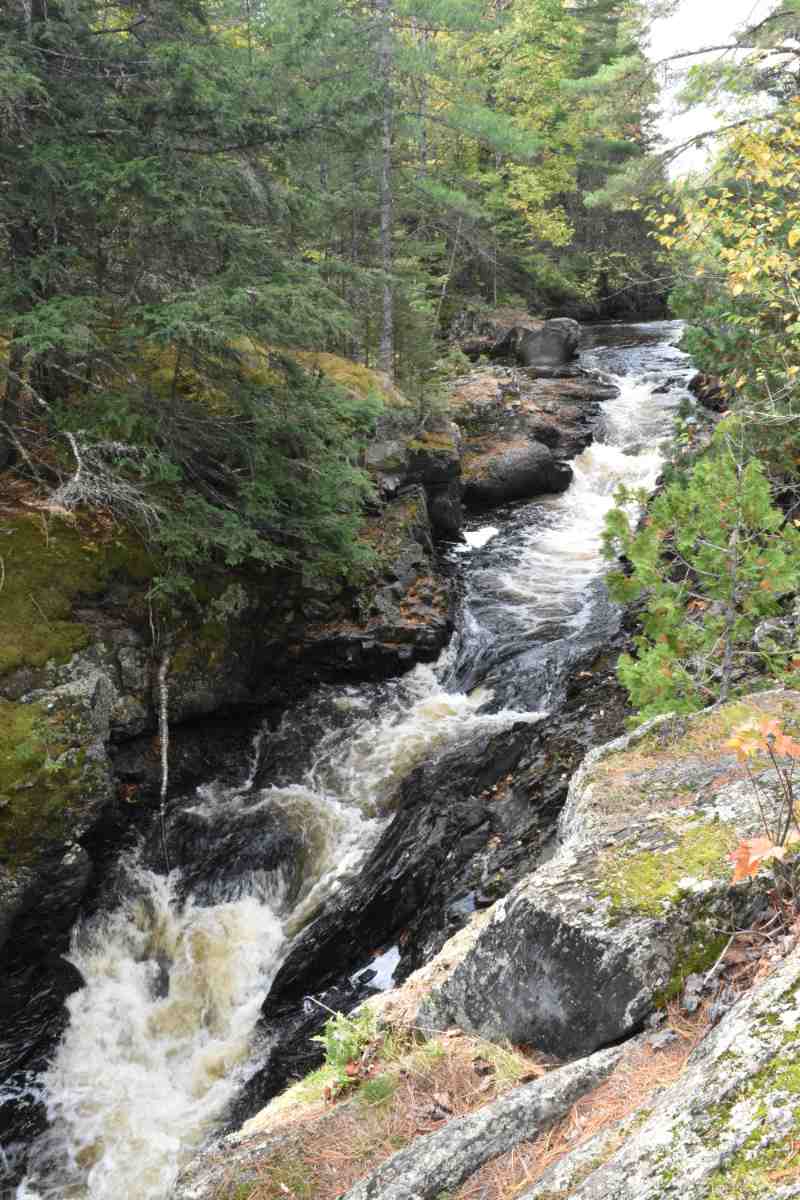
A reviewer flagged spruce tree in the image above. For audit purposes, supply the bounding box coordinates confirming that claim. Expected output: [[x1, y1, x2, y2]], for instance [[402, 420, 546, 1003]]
[[604, 426, 800, 720]]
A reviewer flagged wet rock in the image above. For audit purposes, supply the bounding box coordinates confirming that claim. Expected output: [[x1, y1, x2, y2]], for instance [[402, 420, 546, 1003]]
[[0, 677, 116, 1143], [462, 438, 573, 509], [230, 648, 632, 1120], [149, 796, 305, 907], [225, 973, 376, 1132], [426, 480, 464, 543], [419, 691, 800, 1057], [260, 722, 530, 1010], [405, 423, 462, 487], [520, 942, 800, 1199], [403, 423, 464, 541]]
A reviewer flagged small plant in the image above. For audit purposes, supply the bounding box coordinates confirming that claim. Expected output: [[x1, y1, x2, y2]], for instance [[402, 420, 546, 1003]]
[[725, 717, 800, 893], [310, 1007, 381, 1101], [357, 1073, 397, 1108]]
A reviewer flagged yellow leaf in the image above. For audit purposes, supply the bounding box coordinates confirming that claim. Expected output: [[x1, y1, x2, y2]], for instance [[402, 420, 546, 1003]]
[[789, 227, 800, 249]]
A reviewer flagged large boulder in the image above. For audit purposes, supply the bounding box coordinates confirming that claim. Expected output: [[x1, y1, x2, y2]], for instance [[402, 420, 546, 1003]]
[[455, 309, 582, 370], [522, 941, 800, 1199], [420, 691, 800, 1057], [462, 437, 573, 509], [496, 317, 582, 369]]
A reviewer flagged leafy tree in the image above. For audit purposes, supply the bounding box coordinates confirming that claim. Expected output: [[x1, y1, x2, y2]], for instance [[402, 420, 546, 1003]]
[[656, 103, 800, 480]]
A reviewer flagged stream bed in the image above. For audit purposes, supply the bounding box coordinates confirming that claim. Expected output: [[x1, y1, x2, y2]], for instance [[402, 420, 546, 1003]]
[[9, 321, 694, 1200]]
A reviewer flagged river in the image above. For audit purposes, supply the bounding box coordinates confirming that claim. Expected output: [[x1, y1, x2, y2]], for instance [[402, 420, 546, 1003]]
[[9, 320, 694, 1200]]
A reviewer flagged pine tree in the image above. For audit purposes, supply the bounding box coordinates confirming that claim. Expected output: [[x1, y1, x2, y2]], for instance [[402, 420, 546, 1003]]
[[0, 0, 381, 592], [603, 426, 800, 720]]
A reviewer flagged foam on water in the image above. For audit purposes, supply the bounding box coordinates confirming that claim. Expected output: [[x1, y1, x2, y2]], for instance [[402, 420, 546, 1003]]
[[15, 323, 691, 1200], [455, 525, 500, 552], [20, 872, 284, 1200], [17, 665, 543, 1200]]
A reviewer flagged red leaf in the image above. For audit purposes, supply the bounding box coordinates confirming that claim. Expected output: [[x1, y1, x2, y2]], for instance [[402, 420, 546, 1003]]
[[730, 836, 786, 883]]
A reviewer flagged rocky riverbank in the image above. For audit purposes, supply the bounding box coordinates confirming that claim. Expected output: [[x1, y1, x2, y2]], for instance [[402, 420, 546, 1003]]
[[0, 314, 615, 1158], [178, 689, 800, 1200]]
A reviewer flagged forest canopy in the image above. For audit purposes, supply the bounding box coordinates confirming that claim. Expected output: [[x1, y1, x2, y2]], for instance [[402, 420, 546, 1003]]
[[0, 0, 672, 604]]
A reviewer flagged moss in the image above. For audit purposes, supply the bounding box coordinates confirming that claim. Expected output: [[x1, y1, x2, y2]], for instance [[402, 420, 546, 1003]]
[[171, 619, 230, 676], [292, 351, 409, 409], [595, 694, 800, 817], [705, 1053, 800, 1198], [655, 933, 731, 1007], [407, 431, 457, 454], [0, 697, 102, 870], [0, 514, 154, 677], [599, 821, 738, 919]]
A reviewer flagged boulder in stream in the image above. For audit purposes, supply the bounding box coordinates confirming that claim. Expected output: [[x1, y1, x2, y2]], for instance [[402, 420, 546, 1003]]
[[456, 309, 581, 369], [462, 437, 573, 509]]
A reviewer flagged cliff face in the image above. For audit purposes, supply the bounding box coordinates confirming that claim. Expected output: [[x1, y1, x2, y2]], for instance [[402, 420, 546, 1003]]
[[1, 328, 608, 1146]]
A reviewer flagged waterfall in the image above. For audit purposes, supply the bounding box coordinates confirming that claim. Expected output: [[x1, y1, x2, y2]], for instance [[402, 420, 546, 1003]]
[[14, 320, 694, 1200]]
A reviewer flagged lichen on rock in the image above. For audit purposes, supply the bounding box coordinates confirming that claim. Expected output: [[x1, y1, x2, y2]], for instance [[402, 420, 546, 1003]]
[[418, 692, 800, 1058]]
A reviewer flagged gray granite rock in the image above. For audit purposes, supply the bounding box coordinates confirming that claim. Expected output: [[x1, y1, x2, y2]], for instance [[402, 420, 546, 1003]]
[[420, 692, 800, 1057], [519, 943, 800, 1199]]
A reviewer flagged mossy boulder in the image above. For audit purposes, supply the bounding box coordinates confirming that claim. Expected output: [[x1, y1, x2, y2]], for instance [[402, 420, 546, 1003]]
[[0, 682, 114, 875], [0, 676, 116, 1066], [558, 689, 800, 848], [420, 692, 800, 1058]]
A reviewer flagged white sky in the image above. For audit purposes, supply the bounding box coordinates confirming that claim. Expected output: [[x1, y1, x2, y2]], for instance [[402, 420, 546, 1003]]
[[648, 0, 774, 172]]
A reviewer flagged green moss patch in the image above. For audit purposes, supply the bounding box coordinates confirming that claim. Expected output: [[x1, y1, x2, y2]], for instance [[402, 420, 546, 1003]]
[[292, 351, 409, 409], [656, 934, 731, 1008], [599, 821, 738, 919], [0, 514, 153, 677], [706, 1052, 800, 1198], [0, 697, 101, 869], [407, 430, 458, 454]]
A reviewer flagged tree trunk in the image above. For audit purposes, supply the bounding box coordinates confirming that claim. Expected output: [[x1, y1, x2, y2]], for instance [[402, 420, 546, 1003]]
[[377, 0, 394, 380], [719, 528, 740, 703]]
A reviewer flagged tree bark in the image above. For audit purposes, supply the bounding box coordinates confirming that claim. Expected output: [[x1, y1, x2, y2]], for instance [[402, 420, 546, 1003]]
[[376, 0, 394, 380]]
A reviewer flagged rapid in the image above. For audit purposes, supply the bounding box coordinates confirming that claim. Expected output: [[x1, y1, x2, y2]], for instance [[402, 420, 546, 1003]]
[[10, 320, 694, 1200]]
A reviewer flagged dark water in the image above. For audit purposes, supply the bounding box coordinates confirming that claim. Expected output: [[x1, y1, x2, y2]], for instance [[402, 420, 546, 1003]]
[[9, 320, 694, 1200]]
